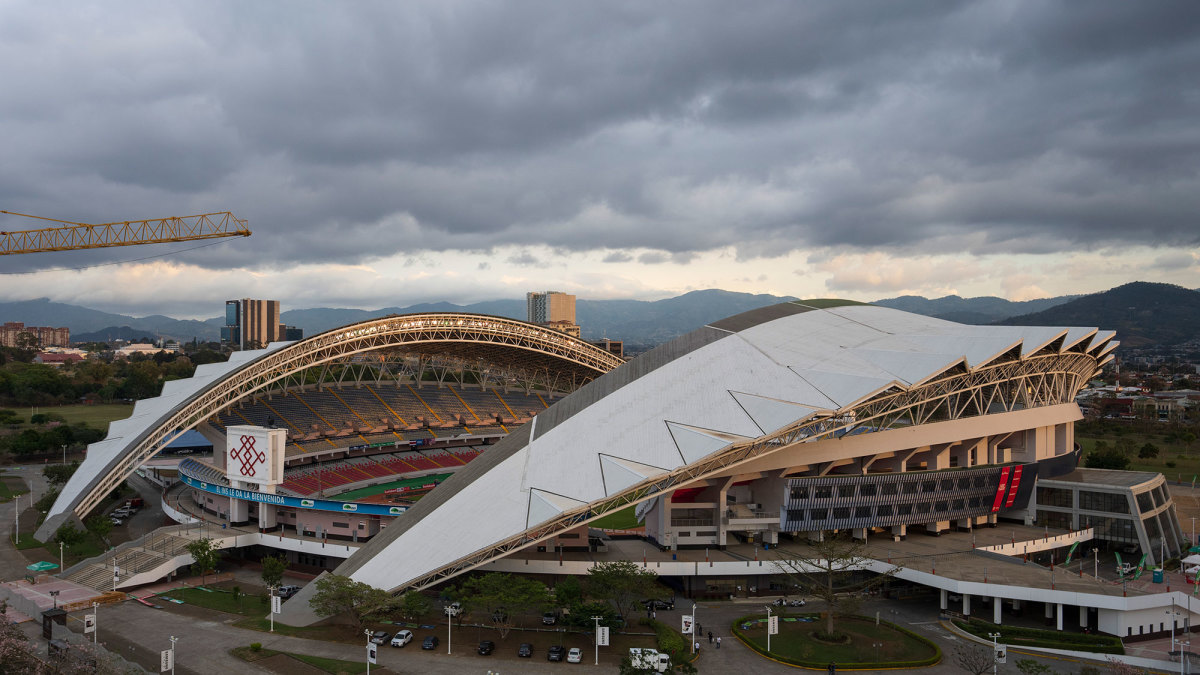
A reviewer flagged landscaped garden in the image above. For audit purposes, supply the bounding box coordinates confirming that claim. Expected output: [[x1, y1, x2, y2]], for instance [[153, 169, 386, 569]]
[[733, 612, 941, 669]]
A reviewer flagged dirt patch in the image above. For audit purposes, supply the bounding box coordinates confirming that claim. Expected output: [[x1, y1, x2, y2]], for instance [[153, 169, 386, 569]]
[[253, 653, 328, 675]]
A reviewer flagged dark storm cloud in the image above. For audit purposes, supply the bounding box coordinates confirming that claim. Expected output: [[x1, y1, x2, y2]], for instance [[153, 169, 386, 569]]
[[2, 0, 1198, 273]]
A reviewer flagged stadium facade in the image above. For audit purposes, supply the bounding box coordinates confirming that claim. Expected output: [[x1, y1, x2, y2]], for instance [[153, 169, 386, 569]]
[[40, 301, 1192, 639]]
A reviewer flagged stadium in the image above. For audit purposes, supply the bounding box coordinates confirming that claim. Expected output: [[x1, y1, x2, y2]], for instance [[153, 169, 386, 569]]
[[38, 301, 1193, 638]]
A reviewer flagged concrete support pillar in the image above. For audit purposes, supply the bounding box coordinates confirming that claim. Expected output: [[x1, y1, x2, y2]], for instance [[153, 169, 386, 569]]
[[260, 503, 278, 529], [1079, 605, 1088, 629], [963, 594, 971, 617], [852, 528, 867, 542], [891, 524, 907, 540], [994, 597, 1002, 624], [1045, 603, 1054, 626], [1057, 603, 1064, 631], [940, 589, 948, 611]]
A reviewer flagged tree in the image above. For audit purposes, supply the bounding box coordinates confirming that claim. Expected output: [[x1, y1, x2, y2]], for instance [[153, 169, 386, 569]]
[[308, 574, 390, 630], [457, 572, 550, 638], [185, 538, 219, 585], [0, 612, 42, 673], [585, 560, 666, 623], [396, 591, 432, 622], [1085, 446, 1131, 470], [44, 461, 81, 487], [54, 522, 86, 548], [553, 575, 583, 609], [771, 534, 900, 639], [1138, 443, 1159, 459], [954, 643, 994, 675], [84, 514, 113, 547], [260, 554, 288, 590], [1017, 659, 1056, 674]]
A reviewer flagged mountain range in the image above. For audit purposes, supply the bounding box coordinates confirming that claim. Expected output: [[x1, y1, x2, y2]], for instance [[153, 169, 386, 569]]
[[2, 282, 1195, 349]]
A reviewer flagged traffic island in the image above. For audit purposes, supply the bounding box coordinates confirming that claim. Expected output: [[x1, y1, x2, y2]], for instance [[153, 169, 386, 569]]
[[732, 612, 942, 670]]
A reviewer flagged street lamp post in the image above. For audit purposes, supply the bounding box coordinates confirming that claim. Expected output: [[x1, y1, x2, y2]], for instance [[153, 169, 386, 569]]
[[59, 541, 63, 574], [592, 615, 602, 665], [364, 629, 372, 675], [1169, 601, 1179, 654], [1094, 548, 1100, 579], [988, 632, 1002, 675], [49, 590, 59, 609], [445, 605, 454, 655], [691, 603, 698, 655], [92, 601, 98, 644], [169, 636, 177, 675], [764, 605, 772, 653]]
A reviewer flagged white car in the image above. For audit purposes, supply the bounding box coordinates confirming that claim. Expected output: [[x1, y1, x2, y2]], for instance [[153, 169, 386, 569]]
[[567, 647, 583, 663], [445, 601, 462, 617], [391, 629, 413, 647]]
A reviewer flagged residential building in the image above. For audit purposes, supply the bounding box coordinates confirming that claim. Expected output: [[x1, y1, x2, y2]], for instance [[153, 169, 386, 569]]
[[223, 299, 282, 350], [1, 322, 69, 348]]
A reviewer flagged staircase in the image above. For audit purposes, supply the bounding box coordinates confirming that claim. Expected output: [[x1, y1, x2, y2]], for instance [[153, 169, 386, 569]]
[[64, 526, 195, 592]]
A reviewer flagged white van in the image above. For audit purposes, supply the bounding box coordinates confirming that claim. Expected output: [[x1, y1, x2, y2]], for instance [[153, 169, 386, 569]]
[[629, 648, 670, 673]]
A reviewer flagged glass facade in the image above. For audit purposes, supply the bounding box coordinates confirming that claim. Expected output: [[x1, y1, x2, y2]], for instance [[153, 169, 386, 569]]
[[1079, 490, 1130, 514]]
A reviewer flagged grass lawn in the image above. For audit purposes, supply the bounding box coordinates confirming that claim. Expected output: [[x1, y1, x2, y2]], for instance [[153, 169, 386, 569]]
[[162, 586, 271, 616], [335, 473, 452, 500], [591, 505, 641, 530], [13, 403, 134, 432], [738, 614, 938, 666], [14, 533, 46, 550], [1076, 426, 1200, 480], [231, 646, 369, 674], [0, 476, 30, 502]]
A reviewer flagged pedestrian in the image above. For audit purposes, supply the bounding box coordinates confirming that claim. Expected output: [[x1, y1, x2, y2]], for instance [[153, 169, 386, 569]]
[[694, 640, 700, 652], [652, 610, 657, 620], [708, 631, 713, 644], [716, 636, 722, 649], [828, 662, 836, 674]]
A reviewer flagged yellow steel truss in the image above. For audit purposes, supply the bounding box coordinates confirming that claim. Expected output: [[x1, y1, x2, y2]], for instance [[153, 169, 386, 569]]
[[0, 210, 250, 255]]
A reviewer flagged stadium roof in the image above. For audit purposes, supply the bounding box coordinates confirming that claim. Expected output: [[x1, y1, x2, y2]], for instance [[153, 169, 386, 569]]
[[335, 301, 1116, 592]]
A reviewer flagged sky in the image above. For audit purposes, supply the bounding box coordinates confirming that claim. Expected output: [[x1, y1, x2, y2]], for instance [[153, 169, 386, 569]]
[[1, 1, 1198, 319]]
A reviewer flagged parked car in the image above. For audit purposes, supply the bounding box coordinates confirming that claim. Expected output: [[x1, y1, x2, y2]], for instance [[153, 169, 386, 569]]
[[548, 645, 566, 661], [369, 630, 390, 645], [567, 647, 583, 663], [542, 611, 557, 625], [277, 585, 301, 598], [642, 598, 675, 611], [109, 518, 124, 526], [422, 635, 440, 650], [518, 643, 533, 658], [477, 640, 495, 655], [390, 630, 413, 647], [445, 601, 462, 616]]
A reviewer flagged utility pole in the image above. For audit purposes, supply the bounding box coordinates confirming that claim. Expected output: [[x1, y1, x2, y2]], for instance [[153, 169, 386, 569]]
[[169, 636, 177, 675], [765, 605, 772, 653], [592, 615, 603, 665], [92, 601, 98, 644], [988, 632, 1001, 675], [691, 603, 698, 654]]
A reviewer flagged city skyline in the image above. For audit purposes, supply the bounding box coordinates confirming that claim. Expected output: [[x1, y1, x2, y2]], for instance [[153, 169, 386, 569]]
[[1, 2, 1197, 318]]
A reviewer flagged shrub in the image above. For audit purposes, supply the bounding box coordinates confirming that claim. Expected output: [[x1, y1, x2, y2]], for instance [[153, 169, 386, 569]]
[[249, 643, 262, 653], [954, 619, 1122, 655], [730, 613, 942, 669], [639, 618, 689, 664]]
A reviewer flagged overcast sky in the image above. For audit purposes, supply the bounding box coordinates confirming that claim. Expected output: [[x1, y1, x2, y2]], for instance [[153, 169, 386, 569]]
[[1, 1, 1198, 318]]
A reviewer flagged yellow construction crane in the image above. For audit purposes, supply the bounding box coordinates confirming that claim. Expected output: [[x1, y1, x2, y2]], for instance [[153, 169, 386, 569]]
[[0, 210, 250, 255]]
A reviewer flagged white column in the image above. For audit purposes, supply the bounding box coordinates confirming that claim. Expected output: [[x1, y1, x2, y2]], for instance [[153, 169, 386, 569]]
[[1079, 605, 1088, 629], [994, 597, 1002, 624], [1045, 603, 1054, 625], [963, 594, 971, 617], [940, 589, 948, 611], [1056, 603, 1064, 631]]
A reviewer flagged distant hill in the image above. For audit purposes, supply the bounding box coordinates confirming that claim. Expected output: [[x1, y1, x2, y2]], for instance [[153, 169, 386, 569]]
[[996, 282, 1200, 347], [282, 290, 796, 348], [872, 294, 1078, 324], [0, 298, 223, 342]]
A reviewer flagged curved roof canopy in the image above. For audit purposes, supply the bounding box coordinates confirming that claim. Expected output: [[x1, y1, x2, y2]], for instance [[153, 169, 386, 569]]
[[36, 313, 624, 540], [334, 301, 1114, 592]]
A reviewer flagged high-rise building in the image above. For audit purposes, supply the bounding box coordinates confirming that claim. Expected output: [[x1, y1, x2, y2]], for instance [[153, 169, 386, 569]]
[[222, 299, 281, 350], [1, 322, 69, 348], [526, 291, 578, 336]]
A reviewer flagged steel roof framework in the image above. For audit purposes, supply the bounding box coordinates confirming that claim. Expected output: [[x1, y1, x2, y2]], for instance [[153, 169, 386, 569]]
[[69, 313, 624, 521]]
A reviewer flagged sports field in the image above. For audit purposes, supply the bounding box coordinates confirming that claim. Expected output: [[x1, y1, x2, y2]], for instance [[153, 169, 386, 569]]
[[13, 403, 134, 431], [334, 472, 453, 501]]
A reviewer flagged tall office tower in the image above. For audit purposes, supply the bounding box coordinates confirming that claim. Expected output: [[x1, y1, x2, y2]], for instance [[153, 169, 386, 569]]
[[222, 299, 281, 349], [526, 291, 576, 325]]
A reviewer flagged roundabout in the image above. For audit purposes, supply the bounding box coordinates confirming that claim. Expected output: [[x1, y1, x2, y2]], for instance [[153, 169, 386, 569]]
[[732, 612, 942, 670]]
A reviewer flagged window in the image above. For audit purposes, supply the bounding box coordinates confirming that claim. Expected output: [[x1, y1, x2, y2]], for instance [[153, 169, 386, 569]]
[[833, 507, 851, 519], [559, 533, 580, 539], [958, 477, 971, 490], [916, 502, 932, 514], [921, 480, 937, 493], [903, 482, 919, 494], [969, 497, 981, 508], [811, 509, 828, 521], [882, 483, 898, 496], [838, 485, 856, 498], [934, 501, 948, 512], [1038, 487, 1073, 509], [974, 476, 987, 488], [952, 499, 965, 510], [790, 486, 809, 500], [897, 504, 913, 515], [1136, 492, 1154, 513], [877, 505, 893, 517], [815, 486, 833, 499], [1079, 491, 1129, 514], [941, 479, 954, 491], [860, 483, 877, 497], [332, 522, 349, 528], [855, 506, 872, 518]]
